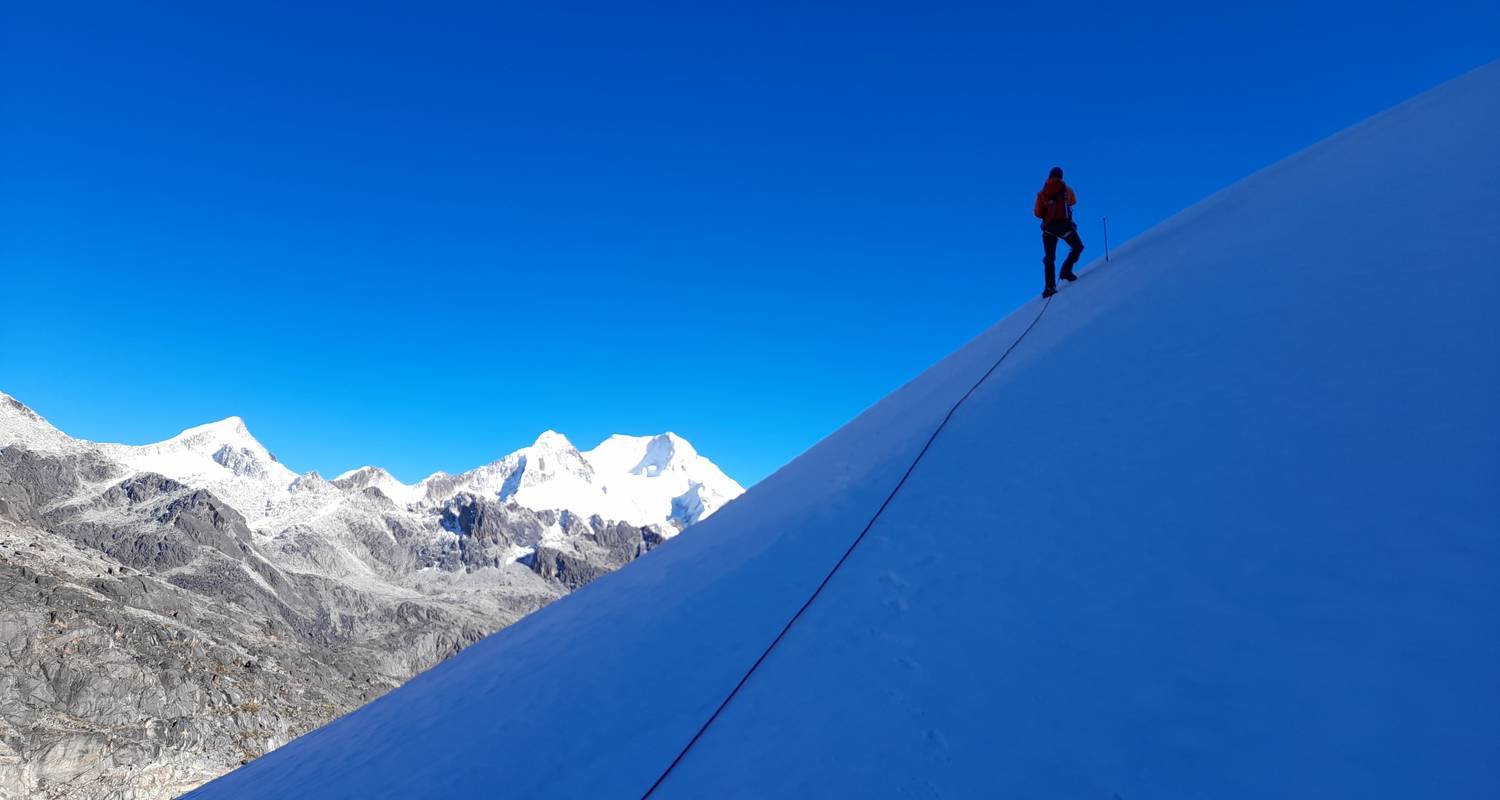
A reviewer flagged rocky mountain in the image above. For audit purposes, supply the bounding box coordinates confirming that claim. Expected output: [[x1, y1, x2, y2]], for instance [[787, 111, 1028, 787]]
[[0, 393, 742, 799]]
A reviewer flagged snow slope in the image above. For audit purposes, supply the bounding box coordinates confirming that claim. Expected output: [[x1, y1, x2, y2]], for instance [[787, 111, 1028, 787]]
[[185, 62, 1500, 799]]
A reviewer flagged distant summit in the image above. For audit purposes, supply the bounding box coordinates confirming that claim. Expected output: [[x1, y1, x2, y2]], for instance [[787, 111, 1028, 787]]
[[338, 428, 743, 531]]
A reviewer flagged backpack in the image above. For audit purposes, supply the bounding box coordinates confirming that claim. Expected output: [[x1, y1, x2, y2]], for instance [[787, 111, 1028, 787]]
[[1038, 182, 1072, 223]]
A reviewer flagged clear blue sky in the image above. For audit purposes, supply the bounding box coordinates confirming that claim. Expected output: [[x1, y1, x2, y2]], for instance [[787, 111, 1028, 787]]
[[2, 2, 1495, 486]]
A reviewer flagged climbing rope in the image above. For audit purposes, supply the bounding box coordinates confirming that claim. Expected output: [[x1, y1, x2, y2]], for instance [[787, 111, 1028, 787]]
[[639, 295, 1055, 798]]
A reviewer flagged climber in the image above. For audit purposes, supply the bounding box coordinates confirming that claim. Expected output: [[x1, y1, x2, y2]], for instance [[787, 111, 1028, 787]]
[[1034, 166, 1084, 297]]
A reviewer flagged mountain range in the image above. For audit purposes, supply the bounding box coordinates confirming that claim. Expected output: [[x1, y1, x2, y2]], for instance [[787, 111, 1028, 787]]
[[0, 392, 742, 799]]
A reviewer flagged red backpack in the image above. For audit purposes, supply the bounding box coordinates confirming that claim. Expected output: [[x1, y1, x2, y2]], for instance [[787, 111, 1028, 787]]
[[1035, 181, 1072, 223]]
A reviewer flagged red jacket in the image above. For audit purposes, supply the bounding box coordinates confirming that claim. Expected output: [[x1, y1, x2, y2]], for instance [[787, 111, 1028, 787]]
[[1034, 178, 1076, 223]]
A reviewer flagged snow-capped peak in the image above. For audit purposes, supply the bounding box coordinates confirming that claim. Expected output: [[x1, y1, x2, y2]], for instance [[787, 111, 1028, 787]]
[[171, 414, 253, 447], [334, 465, 385, 483], [164, 417, 284, 470], [590, 432, 696, 477], [414, 430, 744, 530], [97, 414, 299, 524], [332, 466, 425, 507], [531, 429, 577, 452], [292, 470, 330, 491], [423, 430, 600, 510], [0, 391, 46, 425], [0, 391, 76, 453]]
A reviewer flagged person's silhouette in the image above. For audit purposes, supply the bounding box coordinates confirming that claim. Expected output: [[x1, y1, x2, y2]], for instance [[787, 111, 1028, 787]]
[[1033, 166, 1085, 297]]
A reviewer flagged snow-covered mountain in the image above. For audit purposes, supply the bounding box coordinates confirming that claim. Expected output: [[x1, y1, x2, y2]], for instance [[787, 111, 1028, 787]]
[[97, 417, 308, 526], [185, 62, 1500, 799], [4, 398, 742, 536], [408, 430, 742, 530], [330, 465, 426, 507]]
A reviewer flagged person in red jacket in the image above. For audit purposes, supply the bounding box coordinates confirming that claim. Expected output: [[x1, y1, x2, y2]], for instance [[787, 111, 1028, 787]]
[[1033, 166, 1084, 297]]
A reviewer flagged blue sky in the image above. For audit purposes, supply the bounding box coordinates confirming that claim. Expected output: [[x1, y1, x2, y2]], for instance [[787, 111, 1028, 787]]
[[2, 2, 1495, 485]]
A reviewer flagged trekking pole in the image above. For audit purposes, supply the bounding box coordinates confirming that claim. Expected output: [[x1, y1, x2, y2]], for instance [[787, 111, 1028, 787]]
[[1103, 216, 1110, 262]]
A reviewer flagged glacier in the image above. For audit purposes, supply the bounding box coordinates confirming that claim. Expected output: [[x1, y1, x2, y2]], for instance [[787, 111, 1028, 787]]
[[184, 61, 1499, 799]]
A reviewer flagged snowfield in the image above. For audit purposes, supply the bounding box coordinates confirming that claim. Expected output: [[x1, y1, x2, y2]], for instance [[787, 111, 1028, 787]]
[[185, 61, 1499, 799]]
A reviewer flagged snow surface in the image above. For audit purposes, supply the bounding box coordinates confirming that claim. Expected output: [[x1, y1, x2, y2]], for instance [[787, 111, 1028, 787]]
[[187, 62, 1500, 799]]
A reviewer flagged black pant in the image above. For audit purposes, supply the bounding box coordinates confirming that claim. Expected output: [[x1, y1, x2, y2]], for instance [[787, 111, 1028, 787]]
[[1042, 220, 1084, 289]]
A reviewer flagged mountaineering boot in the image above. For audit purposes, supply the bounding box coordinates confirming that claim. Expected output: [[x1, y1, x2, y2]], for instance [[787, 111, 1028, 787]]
[[1042, 286, 1057, 298], [1059, 268, 1077, 282]]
